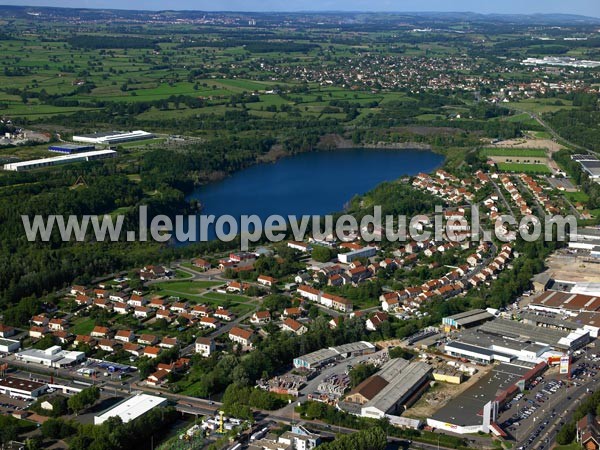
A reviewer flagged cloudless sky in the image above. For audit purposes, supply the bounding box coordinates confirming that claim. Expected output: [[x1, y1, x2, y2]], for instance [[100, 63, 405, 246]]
[[2, 0, 600, 17]]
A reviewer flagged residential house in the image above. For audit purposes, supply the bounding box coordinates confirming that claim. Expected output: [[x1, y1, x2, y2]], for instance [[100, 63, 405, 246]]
[[90, 326, 110, 339], [29, 326, 47, 340], [146, 369, 169, 387], [53, 331, 71, 345], [109, 292, 127, 303], [113, 302, 129, 315], [114, 330, 136, 343], [283, 307, 303, 318], [128, 294, 147, 308], [144, 346, 161, 359], [191, 305, 211, 317], [98, 339, 120, 352], [139, 265, 170, 281], [159, 337, 178, 349], [214, 308, 234, 321], [93, 298, 111, 310], [156, 309, 173, 322], [31, 315, 49, 327], [347, 266, 370, 284], [94, 289, 107, 299], [366, 312, 389, 331], [48, 318, 67, 332], [281, 318, 307, 335], [199, 317, 219, 329], [74, 335, 96, 347], [138, 334, 158, 346], [75, 294, 92, 307], [70, 285, 87, 296], [297, 285, 320, 303], [134, 306, 150, 319], [170, 302, 189, 314], [330, 295, 353, 313], [250, 311, 271, 325], [257, 275, 276, 287], [229, 327, 254, 348], [123, 342, 142, 357], [191, 258, 211, 271], [577, 414, 600, 450], [149, 298, 168, 310], [195, 337, 215, 357], [226, 281, 250, 293]]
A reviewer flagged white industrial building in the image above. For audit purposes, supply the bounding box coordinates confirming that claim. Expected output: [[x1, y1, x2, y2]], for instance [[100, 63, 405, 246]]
[[94, 393, 167, 425], [0, 376, 48, 399], [3, 150, 116, 171], [73, 130, 154, 145], [337, 246, 377, 264], [0, 338, 20, 353], [15, 346, 85, 368]]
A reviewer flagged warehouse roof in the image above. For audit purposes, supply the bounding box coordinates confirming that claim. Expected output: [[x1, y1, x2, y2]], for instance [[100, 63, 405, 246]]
[[94, 394, 167, 425], [364, 360, 431, 414], [351, 375, 388, 401], [477, 319, 569, 346], [431, 364, 528, 426], [0, 376, 46, 393], [445, 340, 497, 358]]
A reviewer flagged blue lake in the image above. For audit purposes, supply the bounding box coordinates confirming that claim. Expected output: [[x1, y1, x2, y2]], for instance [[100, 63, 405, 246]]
[[186, 148, 443, 230]]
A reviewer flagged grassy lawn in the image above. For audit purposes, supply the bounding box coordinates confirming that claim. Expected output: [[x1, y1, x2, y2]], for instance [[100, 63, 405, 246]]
[[174, 269, 193, 279], [498, 163, 552, 174], [71, 317, 96, 335], [553, 444, 581, 450], [513, 98, 574, 114], [152, 280, 222, 295], [482, 148, 547, 158], [565, 191, 589, 203], [202, 292, 251, 303]]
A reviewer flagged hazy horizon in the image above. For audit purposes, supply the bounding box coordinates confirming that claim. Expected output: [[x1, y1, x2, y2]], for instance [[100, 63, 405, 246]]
[[1, 0, 599, 17]]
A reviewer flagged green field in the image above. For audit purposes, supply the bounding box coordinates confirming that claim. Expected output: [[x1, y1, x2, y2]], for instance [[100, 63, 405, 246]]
[[71, 317, 96, 335], [565, 191, 589, 203], [497, 163, 551, 174], [481, 148, 547, 158], [152, 280, 222, 296]]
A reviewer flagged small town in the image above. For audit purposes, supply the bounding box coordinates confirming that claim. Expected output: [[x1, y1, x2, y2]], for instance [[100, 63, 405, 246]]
[[0, 4, 599, 450]]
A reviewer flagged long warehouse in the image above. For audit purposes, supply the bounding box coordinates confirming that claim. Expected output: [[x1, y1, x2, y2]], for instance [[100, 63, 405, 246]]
[[3, 150, 116, 172], [73, 130, 154, 145], [94, 393, 167, 425]]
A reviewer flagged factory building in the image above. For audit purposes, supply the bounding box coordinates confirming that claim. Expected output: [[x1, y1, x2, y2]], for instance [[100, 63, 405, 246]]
[[442, 309, 495, 332], [339, 358, 432, 419], [15, 346, 85, 368], [337, 246, 377, 264], [530, 290, 600, 315], [48, 143, 96, 154], [293, 341, 376, 370], [73, 130, 154, 145], [0, 338, 21, 353], [0, 376, 48, 400], [94, 393, 167, 425], [443, 317, 590, 365], [3, 150, 116, 171]]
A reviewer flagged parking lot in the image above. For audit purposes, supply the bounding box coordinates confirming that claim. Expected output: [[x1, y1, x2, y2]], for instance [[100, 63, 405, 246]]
[[0, 393, 35, 415], [497, 352, 599, 449]]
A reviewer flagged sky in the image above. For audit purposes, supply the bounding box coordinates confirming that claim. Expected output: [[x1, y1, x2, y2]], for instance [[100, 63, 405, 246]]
[[2, 0, 600, 17]]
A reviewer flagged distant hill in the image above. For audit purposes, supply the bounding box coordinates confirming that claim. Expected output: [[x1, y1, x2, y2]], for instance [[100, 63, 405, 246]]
[[0, 5, 598, 25]]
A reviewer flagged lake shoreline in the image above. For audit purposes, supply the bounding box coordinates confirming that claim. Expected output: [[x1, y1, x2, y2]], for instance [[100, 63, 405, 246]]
[[208, 138, 439, 184]]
